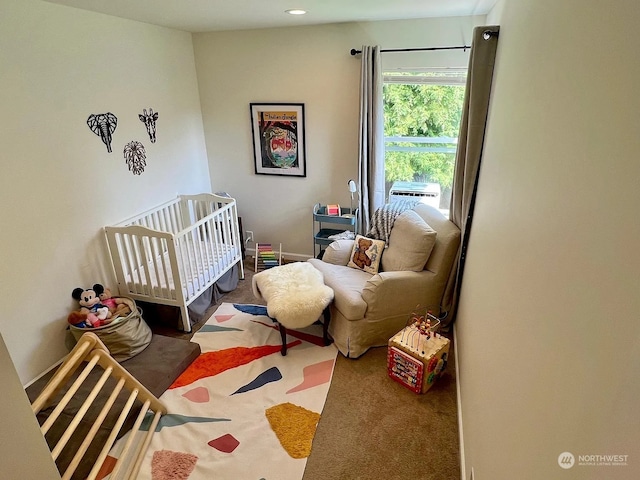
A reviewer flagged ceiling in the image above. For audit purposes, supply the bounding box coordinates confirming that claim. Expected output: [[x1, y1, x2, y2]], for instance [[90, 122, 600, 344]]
[[42, 0, 497, 33]]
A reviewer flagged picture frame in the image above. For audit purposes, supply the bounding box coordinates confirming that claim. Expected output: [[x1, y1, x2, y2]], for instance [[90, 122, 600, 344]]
[[250, 103, 306, 177]]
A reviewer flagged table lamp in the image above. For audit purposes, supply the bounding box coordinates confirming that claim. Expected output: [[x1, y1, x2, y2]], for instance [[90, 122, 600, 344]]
[[347, 179, 358, 217]]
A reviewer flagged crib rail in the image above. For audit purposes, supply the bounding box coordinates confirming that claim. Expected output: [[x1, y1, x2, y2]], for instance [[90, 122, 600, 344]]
[[114, 197, 183, 233], [104, 194, 244, 332], [174, 200, 240, 292], [105, 225, 179, 298], [113, 194, 236, 234]]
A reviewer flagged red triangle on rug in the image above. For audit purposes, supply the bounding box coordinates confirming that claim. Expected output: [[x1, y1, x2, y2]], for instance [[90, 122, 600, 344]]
[[208, 433, 240, 453]]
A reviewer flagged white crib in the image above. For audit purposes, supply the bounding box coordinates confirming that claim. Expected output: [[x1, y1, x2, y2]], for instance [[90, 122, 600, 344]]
[[104, 194, 244, 332]]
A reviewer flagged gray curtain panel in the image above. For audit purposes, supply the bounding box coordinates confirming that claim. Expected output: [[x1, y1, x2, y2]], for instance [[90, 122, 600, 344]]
[[443, 26, 500, 326], [357, 45, 385, 235]]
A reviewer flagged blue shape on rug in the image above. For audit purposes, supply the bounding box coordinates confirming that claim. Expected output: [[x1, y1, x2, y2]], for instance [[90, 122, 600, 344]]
[[141, 413, 231, 432], [199, 325, 244, 333], [231, 366, 282, 395], [233, 304, 268, 316]]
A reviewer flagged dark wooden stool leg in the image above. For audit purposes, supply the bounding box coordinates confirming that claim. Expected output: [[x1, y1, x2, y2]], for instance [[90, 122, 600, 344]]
[[322, 306, 333, 346], [278, 322, 288, 356]]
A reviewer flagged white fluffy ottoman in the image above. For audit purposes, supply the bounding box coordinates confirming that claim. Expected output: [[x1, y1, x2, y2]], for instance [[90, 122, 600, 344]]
[[252, 262, 334, 355]]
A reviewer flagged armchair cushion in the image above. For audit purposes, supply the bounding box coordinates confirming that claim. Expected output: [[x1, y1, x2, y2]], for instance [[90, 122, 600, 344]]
[[346, 235, 385, 274], [381, 210, 437, 272]]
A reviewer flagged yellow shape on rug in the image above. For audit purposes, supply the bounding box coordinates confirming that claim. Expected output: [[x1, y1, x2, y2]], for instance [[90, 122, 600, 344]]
[[265, 402, 321, 459]]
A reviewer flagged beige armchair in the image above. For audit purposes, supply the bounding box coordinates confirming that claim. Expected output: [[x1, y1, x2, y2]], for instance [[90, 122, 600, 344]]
[[307, 204, 460, 358]]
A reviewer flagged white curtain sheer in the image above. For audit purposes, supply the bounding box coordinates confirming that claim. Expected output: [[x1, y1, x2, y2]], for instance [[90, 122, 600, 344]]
[[357, 45, 385, 234]]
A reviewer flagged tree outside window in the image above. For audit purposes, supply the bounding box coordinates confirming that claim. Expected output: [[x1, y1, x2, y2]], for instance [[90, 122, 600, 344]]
[[383, 71, 466, 214]]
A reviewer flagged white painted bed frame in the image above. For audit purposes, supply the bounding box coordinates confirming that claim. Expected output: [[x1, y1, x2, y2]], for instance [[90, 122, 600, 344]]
[[105, 194, 244, 332]]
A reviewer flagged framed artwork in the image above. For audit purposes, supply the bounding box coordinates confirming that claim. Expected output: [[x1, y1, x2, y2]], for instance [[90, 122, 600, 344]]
[[250, 103, 306, 177]]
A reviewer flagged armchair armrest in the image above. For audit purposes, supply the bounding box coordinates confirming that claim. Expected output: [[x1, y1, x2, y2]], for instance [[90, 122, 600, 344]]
[[362, 270, 441, 319], [321, 239, 355, 266]]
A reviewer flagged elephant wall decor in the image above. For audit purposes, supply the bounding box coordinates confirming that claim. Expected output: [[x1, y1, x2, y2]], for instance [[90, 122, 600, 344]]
[[87, 112, 118, 153]]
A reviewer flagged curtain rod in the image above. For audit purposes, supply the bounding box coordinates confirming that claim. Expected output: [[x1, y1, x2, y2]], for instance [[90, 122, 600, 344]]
[[350, 30, 499, 56], [350, 45, 470, 56]]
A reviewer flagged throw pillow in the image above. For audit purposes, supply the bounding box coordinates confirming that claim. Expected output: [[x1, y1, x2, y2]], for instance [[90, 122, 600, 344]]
[[347, 234, 386, 274], [323, 239, 355, 266], [381, 210, 437, 272]]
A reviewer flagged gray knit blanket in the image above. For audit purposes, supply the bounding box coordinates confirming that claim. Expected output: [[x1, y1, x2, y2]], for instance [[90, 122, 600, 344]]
[[366, 200, 419, 244]]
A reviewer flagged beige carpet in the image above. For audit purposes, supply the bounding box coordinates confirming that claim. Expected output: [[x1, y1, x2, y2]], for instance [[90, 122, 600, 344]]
[[149, 261, 461, 480]]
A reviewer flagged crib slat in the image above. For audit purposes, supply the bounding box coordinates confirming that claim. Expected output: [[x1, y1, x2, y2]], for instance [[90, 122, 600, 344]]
[[195, 224, 209, 284], [220, 207, 232, 266], [203, 217, 217, 279], [187, 229, 199, 292], [183, 231, 199, 297], [122, 234, 140, 294], [211, 210, 224, 267], [146, 236, 165, 297], [171, 202, 183, 233], [219, 212, 229, 268], [153, 236, 171, 299], [131, 235, 147, 295]]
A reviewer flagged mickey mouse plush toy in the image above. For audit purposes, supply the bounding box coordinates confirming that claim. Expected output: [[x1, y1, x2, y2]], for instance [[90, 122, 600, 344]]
[[71, 286, 113, 327]]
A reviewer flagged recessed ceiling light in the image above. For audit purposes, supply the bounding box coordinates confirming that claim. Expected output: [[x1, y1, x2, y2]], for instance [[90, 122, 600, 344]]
[[285, 9, 307, 15]]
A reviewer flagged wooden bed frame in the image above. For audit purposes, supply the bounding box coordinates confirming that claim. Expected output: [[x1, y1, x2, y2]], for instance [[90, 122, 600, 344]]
[[31, 333, 166, 480], [105, 193, 245, 332]]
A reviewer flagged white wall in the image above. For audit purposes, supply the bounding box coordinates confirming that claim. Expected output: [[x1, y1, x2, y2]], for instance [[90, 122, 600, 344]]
[[193, 16, 485, 257], [0, 0, 210, 383], [0, 333, 60, 478], [457, 0, 640, 478]]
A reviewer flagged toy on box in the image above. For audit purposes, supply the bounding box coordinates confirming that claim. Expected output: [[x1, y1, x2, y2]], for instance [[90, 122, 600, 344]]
[[93, 283, 133, 318], [68, 284, 133, 328], [254, 243, 282, 272], [70, 286, 112, 328], [326, 204, 341, 216], [387, 346, 425, 394], [387, 307, 450, 394]]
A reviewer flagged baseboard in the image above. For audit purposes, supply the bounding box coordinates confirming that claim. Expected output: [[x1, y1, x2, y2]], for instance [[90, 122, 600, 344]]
[[454, 323, 467, 480], [24, 357, 64, 388]]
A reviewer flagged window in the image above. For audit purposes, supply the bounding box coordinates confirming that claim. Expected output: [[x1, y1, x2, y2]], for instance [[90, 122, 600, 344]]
[[383, 69, 467, 216]]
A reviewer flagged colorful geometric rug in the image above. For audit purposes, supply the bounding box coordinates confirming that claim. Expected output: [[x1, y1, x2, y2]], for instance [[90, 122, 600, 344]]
[[108, 302, 337, 479]]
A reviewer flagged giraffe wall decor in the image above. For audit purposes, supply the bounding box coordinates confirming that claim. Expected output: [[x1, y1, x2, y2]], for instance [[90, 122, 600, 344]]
[[138, 108, 158, 143]]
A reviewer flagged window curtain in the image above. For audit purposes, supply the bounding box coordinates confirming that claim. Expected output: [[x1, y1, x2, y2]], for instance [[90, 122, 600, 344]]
[[442, 26, 500, 328], [357, 45, 385, 234]]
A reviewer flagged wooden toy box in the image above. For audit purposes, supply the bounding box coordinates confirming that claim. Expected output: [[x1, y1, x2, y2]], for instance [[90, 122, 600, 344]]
[[387, 325, 450, 394]]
